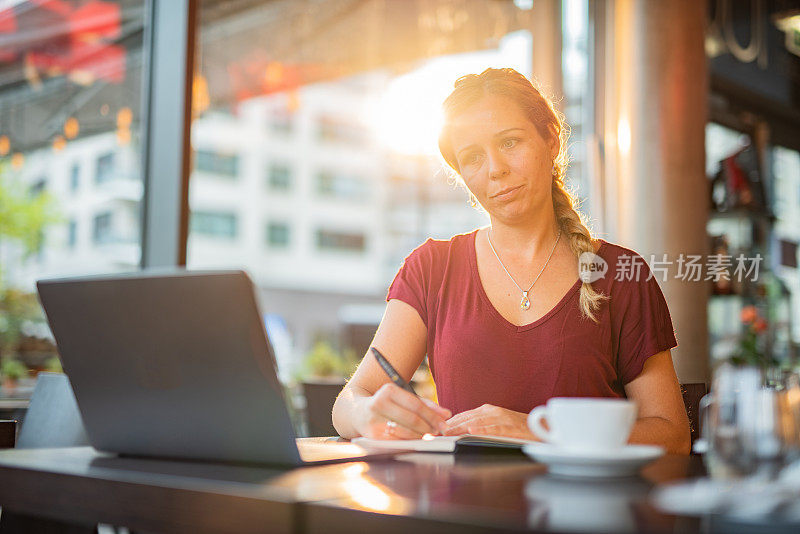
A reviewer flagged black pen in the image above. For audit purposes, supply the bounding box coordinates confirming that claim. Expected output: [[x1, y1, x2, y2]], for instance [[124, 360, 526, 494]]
[[370, 347, 417, 395]]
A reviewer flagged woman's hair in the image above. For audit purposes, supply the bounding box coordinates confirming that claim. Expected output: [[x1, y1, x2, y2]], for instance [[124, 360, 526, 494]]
[[438, 67, 607, 322]]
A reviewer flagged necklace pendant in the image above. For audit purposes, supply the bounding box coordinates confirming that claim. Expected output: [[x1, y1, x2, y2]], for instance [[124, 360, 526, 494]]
[[520, 291, 531, 311]]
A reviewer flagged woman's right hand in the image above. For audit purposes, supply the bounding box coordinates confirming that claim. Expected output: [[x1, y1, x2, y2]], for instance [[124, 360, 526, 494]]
[[355, 383, 452, 439]]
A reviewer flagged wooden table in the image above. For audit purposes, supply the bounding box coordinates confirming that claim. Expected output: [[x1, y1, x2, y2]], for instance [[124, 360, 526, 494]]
[[0, 444, 790, 533]]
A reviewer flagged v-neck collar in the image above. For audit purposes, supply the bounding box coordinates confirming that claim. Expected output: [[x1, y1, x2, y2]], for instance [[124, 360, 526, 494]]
[[467, 229, 607, 333]]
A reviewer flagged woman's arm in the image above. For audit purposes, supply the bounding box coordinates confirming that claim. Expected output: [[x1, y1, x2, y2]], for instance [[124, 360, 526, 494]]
[[624, 349, 691, 455], [444, 350, 691, 453], [332, 299, 451, 439]]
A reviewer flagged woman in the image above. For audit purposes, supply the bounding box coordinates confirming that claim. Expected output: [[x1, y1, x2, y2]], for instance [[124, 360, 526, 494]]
[[332, 68, 690, 454]]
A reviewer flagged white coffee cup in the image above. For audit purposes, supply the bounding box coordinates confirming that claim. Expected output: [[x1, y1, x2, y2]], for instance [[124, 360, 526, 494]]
[[527, 397, 637, 452]]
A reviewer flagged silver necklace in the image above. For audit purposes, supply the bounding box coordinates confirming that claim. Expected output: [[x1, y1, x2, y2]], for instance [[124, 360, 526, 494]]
[[486, 228, 562, 311]]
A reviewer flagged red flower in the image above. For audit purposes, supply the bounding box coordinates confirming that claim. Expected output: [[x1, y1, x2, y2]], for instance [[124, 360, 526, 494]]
[[741, 306, 758, 324], [753, 318, 768, 334]]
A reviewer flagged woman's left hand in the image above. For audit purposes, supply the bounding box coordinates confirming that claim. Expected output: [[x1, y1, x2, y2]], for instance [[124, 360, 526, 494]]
[[441, 404, 538, 440]]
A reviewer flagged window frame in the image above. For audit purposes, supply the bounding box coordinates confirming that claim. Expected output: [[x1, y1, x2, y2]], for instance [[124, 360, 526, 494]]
[[139, 0, 197, 268]]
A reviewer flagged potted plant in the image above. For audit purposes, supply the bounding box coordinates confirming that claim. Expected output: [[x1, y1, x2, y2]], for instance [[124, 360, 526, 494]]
[[731, 305, 779, 372], [1, 357, 28, 393], [299, 341, 357, 436], [0, 289, 41, 358], [702, 306, 798, 478], [0, 168, 59, 365]]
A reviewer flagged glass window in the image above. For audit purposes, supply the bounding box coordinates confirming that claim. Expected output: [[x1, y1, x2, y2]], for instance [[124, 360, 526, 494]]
[[191, 211, 237, 239], [316, 229, 365, 253], [562, 0, 592, 210], [266, 222, 290, 247], [267, 164, 292, 191], [93, 212, 113, 245], [67, 219, 78, 249], [188, 0, 563, 383], [316, 171, 368, 201], [318, 114, 366, 146], [70, 164, 81, 193], [0, 1, 146, 380], [95, 152, 115, 184], [268, 109, 294, 136], [195, 150, 239, 178]]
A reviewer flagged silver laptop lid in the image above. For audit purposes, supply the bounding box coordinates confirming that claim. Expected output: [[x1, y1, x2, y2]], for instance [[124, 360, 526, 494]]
[[37, 270, 302, 466]]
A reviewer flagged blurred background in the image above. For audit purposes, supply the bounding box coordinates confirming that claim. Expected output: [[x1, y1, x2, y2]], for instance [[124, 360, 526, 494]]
[[0, 0, 798, 435]]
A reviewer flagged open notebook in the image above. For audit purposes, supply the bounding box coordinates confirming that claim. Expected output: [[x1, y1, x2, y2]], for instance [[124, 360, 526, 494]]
[[352, 434, 531, 452]]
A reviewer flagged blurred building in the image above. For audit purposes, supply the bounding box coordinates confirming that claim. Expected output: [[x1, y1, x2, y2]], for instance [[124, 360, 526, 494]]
[[7, 134, 142, 283], [9, 73, 487, 377]]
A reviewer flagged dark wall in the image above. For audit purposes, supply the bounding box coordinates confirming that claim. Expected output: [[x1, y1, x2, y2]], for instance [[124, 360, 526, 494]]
[[708, 0, 800, 149]]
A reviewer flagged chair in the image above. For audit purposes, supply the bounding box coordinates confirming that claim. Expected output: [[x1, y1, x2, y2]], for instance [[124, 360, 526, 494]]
[[680, 382, 708, 453], [0, 420, 14, 449], [0, 373, 95, 534], [15, 372, 89, 449], [302, 380, 345, 437]]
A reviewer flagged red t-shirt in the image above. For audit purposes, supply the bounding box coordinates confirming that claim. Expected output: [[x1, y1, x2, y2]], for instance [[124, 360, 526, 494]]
[[386, 230, 678, 415]]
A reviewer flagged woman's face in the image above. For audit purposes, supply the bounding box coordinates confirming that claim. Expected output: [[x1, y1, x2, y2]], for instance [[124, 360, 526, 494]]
[[447, 94, 557, 225]]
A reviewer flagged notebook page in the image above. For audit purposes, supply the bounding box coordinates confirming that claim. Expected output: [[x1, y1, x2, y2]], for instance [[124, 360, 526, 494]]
[[352, 435, 461, 452]]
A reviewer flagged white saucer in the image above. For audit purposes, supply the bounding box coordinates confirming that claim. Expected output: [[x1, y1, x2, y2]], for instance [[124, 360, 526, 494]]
[[523, 442, 665, 478]]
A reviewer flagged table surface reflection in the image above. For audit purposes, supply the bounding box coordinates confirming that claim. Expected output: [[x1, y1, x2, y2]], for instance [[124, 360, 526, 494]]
[[304, 450, 702, 534], [0, 442, 782, 534]]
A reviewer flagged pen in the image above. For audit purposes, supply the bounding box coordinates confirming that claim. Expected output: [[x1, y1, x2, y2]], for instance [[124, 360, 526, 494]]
[[370, 347, 417, 395]]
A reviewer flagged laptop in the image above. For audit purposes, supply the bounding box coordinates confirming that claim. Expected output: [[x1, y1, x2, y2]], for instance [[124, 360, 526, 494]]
[[37, 270, 392, 466]]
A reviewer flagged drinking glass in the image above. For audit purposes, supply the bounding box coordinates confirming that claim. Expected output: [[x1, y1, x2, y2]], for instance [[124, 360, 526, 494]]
[[701, 363, 800, 480]]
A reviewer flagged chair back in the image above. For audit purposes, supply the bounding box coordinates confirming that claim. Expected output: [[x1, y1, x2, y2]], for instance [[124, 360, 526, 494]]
[[0, 375, 95, 534], [0, 420, 15, 448], [16, 373, 89, 449], [302, 380, 344, 437], [680, 382, 707, 452]]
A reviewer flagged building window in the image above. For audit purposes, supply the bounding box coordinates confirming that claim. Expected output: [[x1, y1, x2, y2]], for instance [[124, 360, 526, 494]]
[[195, 150, 239, 178], [266, 222, 290, 247], [316, 171, 368, 201], [267, 164, 292, 191], [269, 109, 294, 136], [95, 153, 115, 184], [70, 164, 80, 193], [316, 229, 366, 253], [318, 115, 365, 146], [190, 211, 238, 239], [93, 212, 113, 244], [67, 219, 77, 249]]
